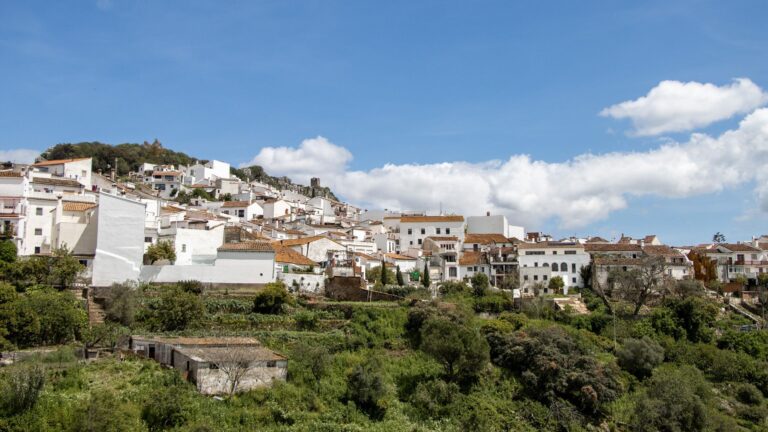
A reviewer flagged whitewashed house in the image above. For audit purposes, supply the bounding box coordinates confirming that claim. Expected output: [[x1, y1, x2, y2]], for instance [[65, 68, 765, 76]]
[[398, 215, 465, 251], [31, 157, 92, 188], [517, 241, 590, 294]]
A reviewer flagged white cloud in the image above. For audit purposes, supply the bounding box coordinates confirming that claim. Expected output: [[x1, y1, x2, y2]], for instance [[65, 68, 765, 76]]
[[0, 148, 39, 164], [241, 136, 352, 184], [246, 108, 768, 229], [600, 78, 768, 136]]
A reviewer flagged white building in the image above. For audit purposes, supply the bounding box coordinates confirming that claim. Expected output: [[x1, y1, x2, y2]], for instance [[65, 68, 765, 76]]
[[466, 213, 524, 240], [399, 215, 465, 250], [92, 192, 147, 287], [276, 236, 344, 265], [517, 241, 590, 294], [31, 157, 92, 188], [220, 201, 263, 221], [185, 160, 231, 185]]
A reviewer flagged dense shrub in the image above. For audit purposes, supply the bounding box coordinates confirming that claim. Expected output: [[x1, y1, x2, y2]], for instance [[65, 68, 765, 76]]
[[717, 330, 768, 360], [253, 282, 292, 314], [439, 281, 470, 296], [0, 363, 45, 415], [470, 273, 490, 297], [630, 366, 711, 432], [177, 280, 205, 295], [345, 357, 390, 420], [473, 293, 514, 313], [735, 383, 763, 405], [142, 384, 189, 431], [104, 282, 138, 326], [419, 316, 489, 384], [617, 337, 665, 379], [155, 287, 204, 331], [409, 379, 459, 419]]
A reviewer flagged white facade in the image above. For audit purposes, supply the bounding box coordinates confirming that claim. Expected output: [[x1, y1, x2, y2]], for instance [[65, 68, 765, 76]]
[[517, 242, 590, 293], [466, 214, 524, 240], [399, 216, 465, 250], [31, 158, 92, 188], [170, 225, 225, 265], [140, 249, 275, 285], [92, 193, 146, 287], [262, 199, 292, 220]]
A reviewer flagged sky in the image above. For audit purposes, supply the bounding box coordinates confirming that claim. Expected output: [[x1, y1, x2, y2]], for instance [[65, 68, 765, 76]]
[[1, 0, 768, 245]]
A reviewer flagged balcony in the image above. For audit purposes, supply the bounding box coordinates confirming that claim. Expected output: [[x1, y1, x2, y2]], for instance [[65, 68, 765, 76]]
[[733, 260, 768, 266]]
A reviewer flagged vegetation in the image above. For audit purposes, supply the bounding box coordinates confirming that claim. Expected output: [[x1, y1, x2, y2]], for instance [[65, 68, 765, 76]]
[[145, 241, 176, 265], [2, 255, 768, 430]]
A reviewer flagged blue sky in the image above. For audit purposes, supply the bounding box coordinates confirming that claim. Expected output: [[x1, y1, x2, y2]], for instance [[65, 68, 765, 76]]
[[1, 0, 768, 244]]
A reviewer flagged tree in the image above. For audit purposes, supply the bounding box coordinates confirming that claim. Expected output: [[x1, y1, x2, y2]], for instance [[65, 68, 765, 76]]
[[72, 389, 143, 432], [214, 345, 254, 396], [616, 337, 664, 379], [146, 240, 176, 264], [49, 245, 85, 289], [471, 272, 490, 297], [713, 232, 726, 243], [548, 276, 565, 294], [345, 356, 390, 420], [0, 240, 17, 263], [499, 273, 519, 291], [82, 322, 130, 356], [104, 282, 138, 326], [630, 366, 711, 432], [380, 260, 387, 286], [419, 316, 490, 384], [366, 265, 394, 285], [607, 256, 668, 316], [396, 265, 404, 286], [579, 264, 592, 289], [422, 262, 431, 288], [667, 279, 705, 299], [253, 281, 292, 314], [293, 343, 331, 389], [156, 287, 203, 331]]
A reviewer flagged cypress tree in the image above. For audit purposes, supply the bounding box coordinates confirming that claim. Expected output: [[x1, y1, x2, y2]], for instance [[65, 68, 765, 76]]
[[396, 266, 404, 286], [422, 262, 431, 288], [380, 260, 388, 286]]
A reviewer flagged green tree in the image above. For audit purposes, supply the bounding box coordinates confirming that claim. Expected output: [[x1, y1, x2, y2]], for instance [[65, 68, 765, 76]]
[[419, 316, 490, 384], [471, 272, 490, 296], [345, 356, 390, 420], [630, 366, 711, 432], [146, 241, 176, 264], [617, 337, 665, 379], [253, 281, 292, 314], [664, 297, 718, 343], [21, 288, 87, 345], [380, 260, 388, 286], [396, 265, 404, 286], [49, 245, 85, 290], [422, 262, 431, 288], [104, 282, 138, 326], [548, 276, 565, 294], [0, 240, 17, 263], [156, 288, 203, 331], [72, 388, 143, 432], [141, 385, 188, 431]]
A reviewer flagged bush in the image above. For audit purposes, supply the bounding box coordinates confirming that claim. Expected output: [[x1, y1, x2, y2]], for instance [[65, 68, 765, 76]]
[[142, 385, 188, 431], [156, 287, 204, 331], [294, 310, 319, 331], [0, 363, 45, 415], [409, 379, 459, 419], [473, 293, 514, 313], [177, 280, 205, 295], [345, 357, 390, 420], [471, 273, 490, 296], [145, 240, 176, 264], [104, 282, 138, 326], [617, 337, 665, 379], [419, 316, 489, 384], [72, 389, 143, 431], [735, 383, 763, 405], [0, 240, 17, 263], [439, 281, 470, 296], [253, 282, 292, 314], [630, 366, 711, 432]]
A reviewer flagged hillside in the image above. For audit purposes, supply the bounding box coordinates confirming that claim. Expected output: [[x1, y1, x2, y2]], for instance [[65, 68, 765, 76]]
[[40, 141, 337, 200]]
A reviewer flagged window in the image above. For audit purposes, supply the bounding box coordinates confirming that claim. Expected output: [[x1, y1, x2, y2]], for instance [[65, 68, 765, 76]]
[[564, 250, 576, 255], [407, 228, 412, 235], [420, 228, 425, 235], [436, 228, 441, 234], [181, 244, 187, 252], [525, 251, 545, 255], [34, 247, 41, 254], [238, 210, 245, 217], [552, 251, 557, 255], [449, 267, 457, 277], [533, 275, 538, 281], [34, 228, 42, 235], [209, 363, 219, 370], [409, 241, 413, 245], [267, 361, 277, 368], [144, 237, 152, 243], [523, 275, 529, 281], [552, 263, 559, 271], [572, 263, 576, 273], [561, 262, 567, 272], [572, 277, 577, 283], [78, 259, 88, 266], [35, 207, 43, 216], [543, 275, 548, 281], [446, 228, 451, 234], [418, 239, 422, 245], [534, 262, 538, 267]]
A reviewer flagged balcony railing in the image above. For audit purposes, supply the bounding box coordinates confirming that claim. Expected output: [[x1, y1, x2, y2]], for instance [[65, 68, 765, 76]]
[[733, 260, 768, 266]]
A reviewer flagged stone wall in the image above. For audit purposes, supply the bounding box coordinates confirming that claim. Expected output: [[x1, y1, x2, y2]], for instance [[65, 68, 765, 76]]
[[324, 276, 402, 301]]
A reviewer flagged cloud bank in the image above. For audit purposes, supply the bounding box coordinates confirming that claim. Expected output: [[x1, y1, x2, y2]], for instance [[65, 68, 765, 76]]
[[245, 80, 768, 229], [0, 148, 40, 164], [600, 78, 768, 136]]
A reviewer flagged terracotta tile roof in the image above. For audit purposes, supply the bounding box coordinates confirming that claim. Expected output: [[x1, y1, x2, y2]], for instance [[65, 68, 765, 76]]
[[643, 235, 658, 243], [217, 241, 274, 252], [277, 235, 340, 247], [354, 252, 377, 260], [31, 177, 83, 188], [464, 233, 509, 244], [593, 256, 646, 266], [152, 171, 182, 177], [721, 243, 762, 252], [63, 202, 97, 212], [584, 243, 643, 252], [32, 157, 90, 167], [517, 241, 584, 249], [222, 200, 251, 208], [0, 171, 22, 177], [274, 245, 317, 266], [400, 215, 464, 223], [385, 253, 417, 261], [425, 236, 459, 242], [459, 250, 485, 266], [161, 205, 185, 214], [185, 210, 225, 221], [759, 242, 768, 251], [190, 183, 213, 188], [642, 245, 684, 258]]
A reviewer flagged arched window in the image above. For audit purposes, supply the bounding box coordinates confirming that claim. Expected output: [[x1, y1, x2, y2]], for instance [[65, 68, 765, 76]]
[[561, 262, 567, 273], [551, 263, 559, 271], [543, 263, 549, 267]]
